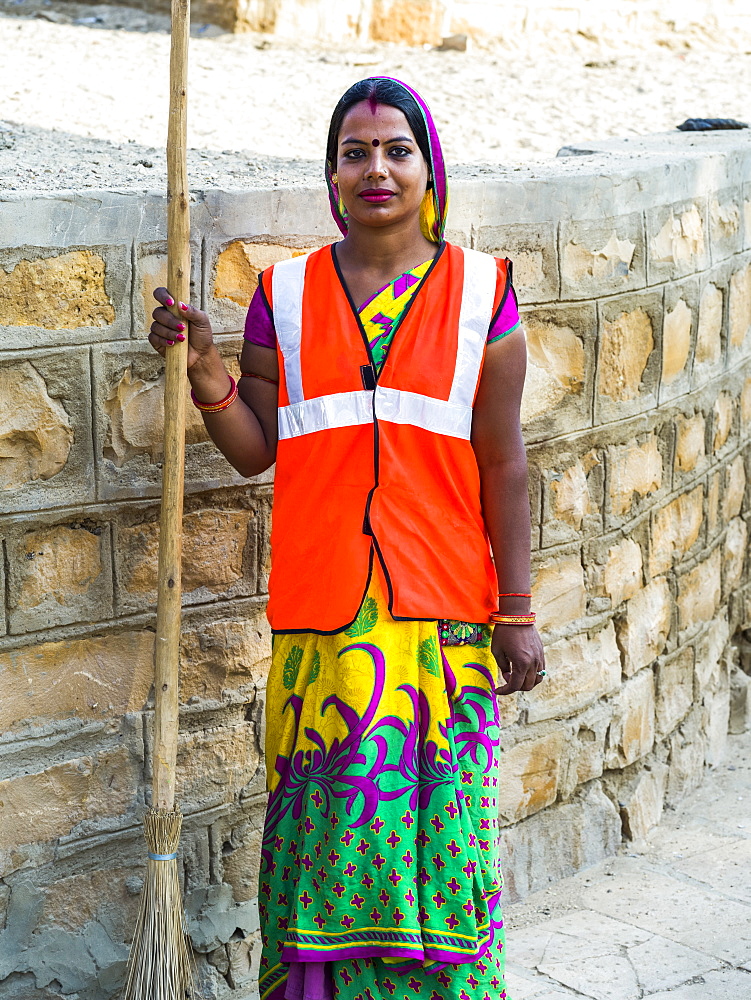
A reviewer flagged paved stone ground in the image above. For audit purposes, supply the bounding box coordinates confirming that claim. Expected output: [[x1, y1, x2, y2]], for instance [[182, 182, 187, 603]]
[[502, 730, 751, 1000]]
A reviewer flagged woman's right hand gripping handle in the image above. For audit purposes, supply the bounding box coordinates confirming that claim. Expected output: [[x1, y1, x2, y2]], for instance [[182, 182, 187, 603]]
[[148, 286, 279, 478]]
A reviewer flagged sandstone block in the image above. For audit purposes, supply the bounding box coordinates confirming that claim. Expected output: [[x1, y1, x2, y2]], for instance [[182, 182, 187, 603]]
[[666, 706, 707, 807], [104, 365, 210, 468], [1, 350, 95, 512], [655, 647, 694, 737], [476, 222, 559, 304], [523, 622, 621, 723], [704, 679, 730, 766], [712, 392, 734, 451], [498, 782, 620, 903], [616, 577, 672, 676], [559, 213, 645, 299], [5, 521, 113, 633], [179, 612, 272, 706], [707, 470, 721, 534], [661, 297, 692, 386], [497, 728, 568, 824], [729, 667, 751, 734], [677, 548, 722, 633], [729, 261, 751, 351], [695, 615, 730, 691], [0, 245, 130, 349], [602, 536, 643, 608], [38, 865, 140, 936], [610, 760, 668, 842], [208, 238, 320, 334], [597, 307, 654, 403], [93, 343, 260, 501], [118, 508, 255, 611], [214, 815, 264, 904], [607, 435, 663, 518], [173, 721, 261, 812], [0, 745, 140, 852], [694, 281, 723, 382], [596, 290, 663, 422], [674, 411, 706, 473], [605, 668, 656, 768], [0, 360, 73, 492], [519, 302, 595, 441], [647, 201, 709, 282], [741, 377, 751, 429], [724, 454, 746, 521], [531, 550, 586, 632], [542, 449, 603, 546], [724, 516, 747, 591], [709, 192, 742, 261], [573, 702, 614, 785], [649, 485, 704, 577], [0, 630, 153, 735]]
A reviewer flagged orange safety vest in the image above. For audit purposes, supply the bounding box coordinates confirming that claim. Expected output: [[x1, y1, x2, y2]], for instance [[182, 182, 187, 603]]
[[262, 241, 511, 633]]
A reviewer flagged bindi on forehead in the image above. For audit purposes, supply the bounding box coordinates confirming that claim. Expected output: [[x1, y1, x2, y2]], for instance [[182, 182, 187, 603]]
[[372, 139, 380, 147]]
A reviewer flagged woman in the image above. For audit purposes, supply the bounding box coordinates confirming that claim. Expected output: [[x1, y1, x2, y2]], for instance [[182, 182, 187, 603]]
[[150, 77, 545, 1000]]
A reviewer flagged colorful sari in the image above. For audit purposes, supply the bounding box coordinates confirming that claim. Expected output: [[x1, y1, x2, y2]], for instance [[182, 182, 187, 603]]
[[257, 251, 511, 1000]]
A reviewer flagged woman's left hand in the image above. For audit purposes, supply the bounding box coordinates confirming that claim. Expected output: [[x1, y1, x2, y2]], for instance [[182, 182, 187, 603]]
[[492, 625, 545, 695]]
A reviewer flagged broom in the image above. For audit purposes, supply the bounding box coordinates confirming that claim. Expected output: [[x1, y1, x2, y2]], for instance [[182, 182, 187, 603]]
[[121, 0, 196, 996]]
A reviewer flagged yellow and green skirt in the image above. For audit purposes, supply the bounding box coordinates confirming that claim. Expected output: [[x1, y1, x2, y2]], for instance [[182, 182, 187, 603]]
[[259, 564, 509, 1000]]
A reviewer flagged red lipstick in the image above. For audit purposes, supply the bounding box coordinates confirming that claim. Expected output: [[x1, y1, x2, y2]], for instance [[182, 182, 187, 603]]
[[360, 189, 395, 203]]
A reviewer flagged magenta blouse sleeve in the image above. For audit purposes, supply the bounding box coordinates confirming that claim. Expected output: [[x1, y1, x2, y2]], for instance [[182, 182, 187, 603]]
[[243, 279, 276, 350], [487, 283, 522, 344]]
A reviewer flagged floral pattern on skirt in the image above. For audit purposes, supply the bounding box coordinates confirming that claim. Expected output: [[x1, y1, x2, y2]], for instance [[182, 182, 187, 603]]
[[259, 564, 509, 1000]]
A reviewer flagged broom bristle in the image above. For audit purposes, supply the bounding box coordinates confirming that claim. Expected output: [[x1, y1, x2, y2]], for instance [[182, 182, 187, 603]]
[[122, 807, 199, 1000]]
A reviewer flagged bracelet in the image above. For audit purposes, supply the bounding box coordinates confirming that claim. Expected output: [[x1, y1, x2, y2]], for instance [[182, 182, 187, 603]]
[[498, 592, 531, 599], [191, 376, 238, 412], [489, 612, 536, 625], [240, 371, 279, 386]]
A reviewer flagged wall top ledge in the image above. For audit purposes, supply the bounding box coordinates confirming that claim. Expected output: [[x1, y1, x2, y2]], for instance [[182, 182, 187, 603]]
[[2, 131, 749, 247]]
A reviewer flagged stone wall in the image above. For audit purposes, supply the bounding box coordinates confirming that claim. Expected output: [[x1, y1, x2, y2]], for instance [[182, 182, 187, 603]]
[[108, 0, 751, 45], [1, 129, 750, 999]]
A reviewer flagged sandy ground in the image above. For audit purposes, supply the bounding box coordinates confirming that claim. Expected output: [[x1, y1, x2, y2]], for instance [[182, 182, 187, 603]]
[[0, 0, 750, 190]]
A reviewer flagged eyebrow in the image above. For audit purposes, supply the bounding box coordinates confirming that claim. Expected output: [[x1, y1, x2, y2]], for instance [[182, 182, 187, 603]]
[[340, 136, 414, 145]]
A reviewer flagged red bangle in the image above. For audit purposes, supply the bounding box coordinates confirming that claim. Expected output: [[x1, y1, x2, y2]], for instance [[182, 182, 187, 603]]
[[191, 376, 238, 412], [498, 593, 532, 598]]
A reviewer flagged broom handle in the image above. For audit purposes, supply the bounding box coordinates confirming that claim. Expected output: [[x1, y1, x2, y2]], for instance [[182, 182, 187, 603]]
[[153, 0, 190, 813]]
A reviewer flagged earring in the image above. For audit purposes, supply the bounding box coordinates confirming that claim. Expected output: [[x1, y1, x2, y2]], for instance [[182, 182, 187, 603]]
[[331, 173, 338, 184]]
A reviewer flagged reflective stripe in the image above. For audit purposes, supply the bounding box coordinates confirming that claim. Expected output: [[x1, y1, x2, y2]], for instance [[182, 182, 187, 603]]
[[449, 247, 498, 408], [278, 390, 374, 440], [375, 386, 472, 440], [272, 254, 310, 405], [278, 387, 473, 440]]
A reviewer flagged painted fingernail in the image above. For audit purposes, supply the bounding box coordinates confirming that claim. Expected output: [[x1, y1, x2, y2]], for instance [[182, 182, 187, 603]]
[[179, 302, 188, 311], [166, 296, 174, 307], [176, 322, 186, 332], [176, 334, 185, 341], [167, 340, 175, 346]]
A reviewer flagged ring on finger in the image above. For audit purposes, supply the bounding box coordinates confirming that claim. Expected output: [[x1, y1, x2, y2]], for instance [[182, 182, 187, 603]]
[[536, 669, 546, 676]]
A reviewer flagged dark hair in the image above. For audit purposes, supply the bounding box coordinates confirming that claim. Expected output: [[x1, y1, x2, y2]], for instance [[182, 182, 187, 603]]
[[326, 78, 431, 170]]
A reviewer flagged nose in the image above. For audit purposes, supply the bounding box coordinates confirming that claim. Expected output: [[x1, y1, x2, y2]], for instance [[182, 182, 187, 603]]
[[364, 148, 388, 180]]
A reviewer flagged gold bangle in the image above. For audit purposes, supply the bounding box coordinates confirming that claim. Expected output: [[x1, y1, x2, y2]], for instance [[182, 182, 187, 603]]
[[489, 612, 536, 625]]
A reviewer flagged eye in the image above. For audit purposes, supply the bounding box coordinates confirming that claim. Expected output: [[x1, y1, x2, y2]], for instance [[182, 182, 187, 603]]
[[389, 146, 411, 157], [343, 148, 366, 159]]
